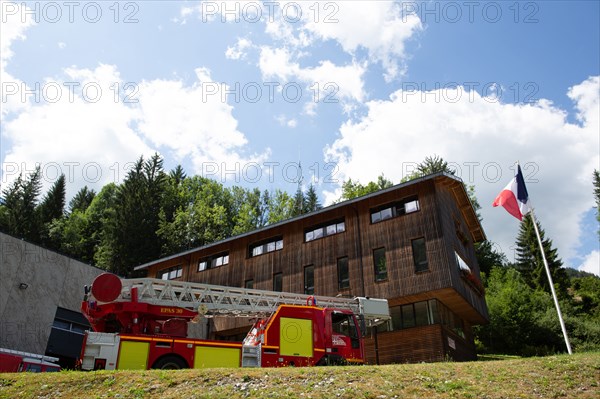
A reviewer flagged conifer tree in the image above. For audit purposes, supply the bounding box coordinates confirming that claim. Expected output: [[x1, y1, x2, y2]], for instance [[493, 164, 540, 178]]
[[38, 174, 66, 248], [291, 185, 305, 217], [514, 216, 569, 297], [304, 184, 321, 213], [69, 186, 96, 213], [0, 166, 42, 242]]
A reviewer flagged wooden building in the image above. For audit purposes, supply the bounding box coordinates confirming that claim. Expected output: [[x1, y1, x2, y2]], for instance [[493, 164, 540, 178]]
[[135, 172, 488, 363]]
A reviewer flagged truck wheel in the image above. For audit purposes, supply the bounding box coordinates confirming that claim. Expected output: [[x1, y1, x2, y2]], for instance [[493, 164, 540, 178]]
[[152, 355, 187, 369]]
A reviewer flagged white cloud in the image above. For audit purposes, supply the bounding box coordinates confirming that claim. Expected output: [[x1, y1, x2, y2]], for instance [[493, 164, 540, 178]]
[[1, 0, 36, 116], [2, 63, 269, 199], [275, 114, 297, 128], [301, 1, 422, 81], [258, 46, 366, 110], [323, 77, 600, 265], [225, 37, 253, 60], [256, 1, 422, 81], [135, 67, 269, 174], [2, 64, 154, 199], [578, 250, 600, 277]]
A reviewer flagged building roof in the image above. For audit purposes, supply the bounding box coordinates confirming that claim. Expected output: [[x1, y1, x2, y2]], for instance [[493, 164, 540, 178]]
[[134, 172, 485, 271]]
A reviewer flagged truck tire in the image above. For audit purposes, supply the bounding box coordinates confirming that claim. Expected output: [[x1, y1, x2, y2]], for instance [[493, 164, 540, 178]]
[[152, 355, 187, 369]]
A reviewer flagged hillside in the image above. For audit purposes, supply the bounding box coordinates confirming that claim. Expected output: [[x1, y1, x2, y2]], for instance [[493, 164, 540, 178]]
[[1, 352, 598, 399]]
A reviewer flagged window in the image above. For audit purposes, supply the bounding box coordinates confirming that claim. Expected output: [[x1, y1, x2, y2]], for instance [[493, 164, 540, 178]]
[[198, 253, 229, 272], [455, 251, 471, 273], [250, 237, 283, 257], [52, 318, 86, 335], [401, 304, 416, 329], [337, 257, 350, 290], [373, 248, 387, 281], [245, 279, 254, 289], [304, 265, 314, 295], [305, 220, 346, 242], [273, 273, 283, 292], [387, 300, 452, 331], [414, 301, 430, 326], [158, 265, 182, 280], [412, 238, 428, 272], [198, 260, 208, 272], [370, 197, 420, 224]]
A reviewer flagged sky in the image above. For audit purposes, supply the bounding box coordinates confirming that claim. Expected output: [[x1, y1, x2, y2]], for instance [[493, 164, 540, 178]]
[[1, 1, 599, 276]]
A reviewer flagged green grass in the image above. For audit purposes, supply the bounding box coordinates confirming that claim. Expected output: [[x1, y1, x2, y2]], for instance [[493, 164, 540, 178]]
[[1, 352, 598, 399]]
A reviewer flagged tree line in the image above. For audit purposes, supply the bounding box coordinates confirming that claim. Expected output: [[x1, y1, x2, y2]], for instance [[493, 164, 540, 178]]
[[0, 154, 321, 276], [1, 154, 599, 355]]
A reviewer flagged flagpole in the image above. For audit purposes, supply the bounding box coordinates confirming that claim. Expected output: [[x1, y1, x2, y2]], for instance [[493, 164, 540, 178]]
[[529, 210, 573, 355]]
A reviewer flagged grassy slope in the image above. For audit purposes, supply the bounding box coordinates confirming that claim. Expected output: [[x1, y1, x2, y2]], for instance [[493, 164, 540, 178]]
[[1, 352, 598, 399]]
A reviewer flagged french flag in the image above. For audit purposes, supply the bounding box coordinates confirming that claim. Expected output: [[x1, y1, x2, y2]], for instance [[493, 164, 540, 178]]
[[493, 164, 531, 221]]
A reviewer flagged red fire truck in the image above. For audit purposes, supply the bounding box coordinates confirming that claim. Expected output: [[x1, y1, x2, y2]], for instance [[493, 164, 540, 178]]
[[0, 348, 61, 373], [79, 273, 390, 370]]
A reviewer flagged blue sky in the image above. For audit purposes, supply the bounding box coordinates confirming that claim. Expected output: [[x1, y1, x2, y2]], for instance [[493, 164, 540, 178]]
[[1, 1, 599, 276]]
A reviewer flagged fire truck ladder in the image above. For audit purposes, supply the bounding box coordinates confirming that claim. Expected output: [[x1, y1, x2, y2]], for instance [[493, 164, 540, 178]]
[[106, 278, 390, 326]]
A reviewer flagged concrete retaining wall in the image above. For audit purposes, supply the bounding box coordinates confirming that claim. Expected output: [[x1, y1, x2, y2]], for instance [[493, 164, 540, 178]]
[[0, 232, 104, 354]]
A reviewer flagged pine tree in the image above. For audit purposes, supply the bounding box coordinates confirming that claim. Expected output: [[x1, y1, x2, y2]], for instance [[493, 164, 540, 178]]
[[98, 154, 166, 276], [304, 184, 321, 213], [69, 186, 96, 213], [292, 185, 305, 217], [514, 216, 569, 297], [38, 174, 66, 249], [0, 167, 42, 242]]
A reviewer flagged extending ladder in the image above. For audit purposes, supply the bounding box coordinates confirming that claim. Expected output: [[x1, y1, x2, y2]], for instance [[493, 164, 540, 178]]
[[99, 277, 390, 325]]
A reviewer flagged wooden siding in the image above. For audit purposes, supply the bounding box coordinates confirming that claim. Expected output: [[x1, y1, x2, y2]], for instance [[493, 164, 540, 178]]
[[364, 323, 476, 364], [364, 325, 446, 364]]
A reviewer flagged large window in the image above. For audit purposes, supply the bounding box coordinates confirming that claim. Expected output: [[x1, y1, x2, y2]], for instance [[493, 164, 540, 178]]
[[250, 237, 283, 257], [198, 252, 229, 272], [305, 220, 346, 242], [370, 197, 420, 223], [412, 237, 429, 272], [373, 248, 387, 281], [304, 265, 314, 295], [158, 265, 182, 280], [388, 299, 465, 338], [273, 273, 283, 292], [337, 256, 350, 290]]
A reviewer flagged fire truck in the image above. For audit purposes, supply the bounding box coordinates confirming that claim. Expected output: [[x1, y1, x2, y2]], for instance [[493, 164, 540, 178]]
[[0, 348, 61, 373], [79, 273, 390, 370]]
